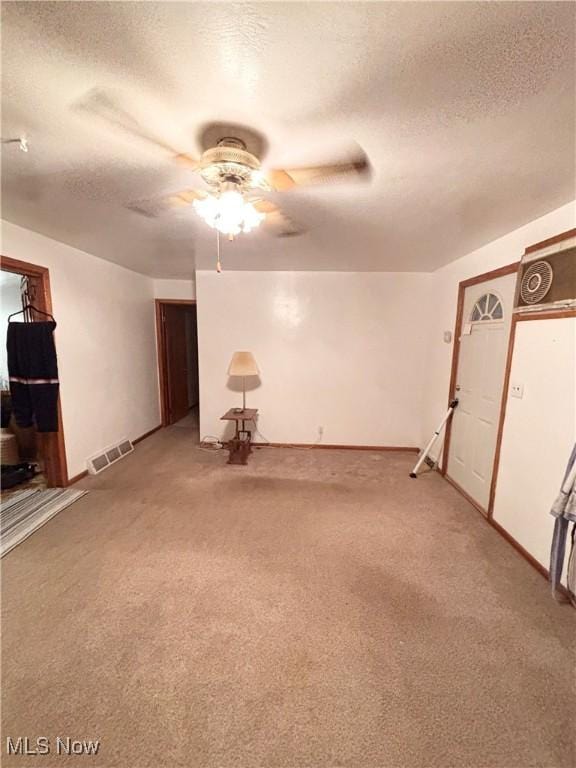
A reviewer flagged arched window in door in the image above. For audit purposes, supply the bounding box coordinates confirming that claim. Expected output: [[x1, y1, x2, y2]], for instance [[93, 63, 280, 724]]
[[470, 292, 504, 322]]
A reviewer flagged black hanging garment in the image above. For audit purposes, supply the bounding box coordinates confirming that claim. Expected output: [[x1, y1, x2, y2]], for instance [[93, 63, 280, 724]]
[[7, 321, 60, 433]]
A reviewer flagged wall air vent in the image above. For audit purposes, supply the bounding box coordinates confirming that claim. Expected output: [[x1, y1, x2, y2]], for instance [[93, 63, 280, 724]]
[[514, 235, 576, 314], [106, 446, 121, 463], [118, 440, 132, 456], [520, 260, 554, 304], [87, 438, 134, 475]]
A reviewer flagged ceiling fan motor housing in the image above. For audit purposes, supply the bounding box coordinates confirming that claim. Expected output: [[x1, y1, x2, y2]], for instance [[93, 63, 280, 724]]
[[200, 137, 262, 188]]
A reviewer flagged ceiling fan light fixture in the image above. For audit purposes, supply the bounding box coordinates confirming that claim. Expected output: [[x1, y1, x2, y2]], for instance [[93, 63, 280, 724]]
[[193, 189, 264, 236], [241, 200, 266, 233]]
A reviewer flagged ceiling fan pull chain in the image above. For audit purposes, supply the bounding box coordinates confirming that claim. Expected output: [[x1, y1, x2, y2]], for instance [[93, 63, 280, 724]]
[[216, 229, 222, 273]]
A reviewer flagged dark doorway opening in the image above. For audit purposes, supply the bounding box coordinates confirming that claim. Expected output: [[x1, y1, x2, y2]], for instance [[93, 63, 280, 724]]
[[155, 300, 199, 427]]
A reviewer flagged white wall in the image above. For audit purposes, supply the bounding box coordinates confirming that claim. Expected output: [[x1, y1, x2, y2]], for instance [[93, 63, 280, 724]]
[[422, 200, 576, 460], [492, 317, 575, 569], [0, 272, 23, 386], [153, 278, 195, 300], [1, 220, 160, 479], [196, 270, 432, 446], [417, 200, 575, 578]]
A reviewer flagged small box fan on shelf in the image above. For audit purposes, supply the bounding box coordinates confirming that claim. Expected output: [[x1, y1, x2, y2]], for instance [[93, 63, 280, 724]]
[[514, 233, 576, 314]]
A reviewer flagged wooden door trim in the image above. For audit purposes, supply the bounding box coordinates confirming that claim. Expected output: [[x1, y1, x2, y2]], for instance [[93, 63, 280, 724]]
[[524, 227, 576, 255], [155, 299, 196, 427], [156, 299, 197, 306], [0, 254, 68, 487], [441, 261, 520, 477], [487, 307, 576, 518], [440, 231, 576, 587]]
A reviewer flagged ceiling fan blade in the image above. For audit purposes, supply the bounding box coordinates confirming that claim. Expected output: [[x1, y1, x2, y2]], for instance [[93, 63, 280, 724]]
[[254, 201, 305, 237], [168, 188, 208, 207], [126, 188, 207, 217], [267, 151, 370, 191], [174, 153, 200, 171], [125, 199, 169, 218], [73, 87, 198, 168], [252, 198, 279, 214], [265, 170, 296, 192]]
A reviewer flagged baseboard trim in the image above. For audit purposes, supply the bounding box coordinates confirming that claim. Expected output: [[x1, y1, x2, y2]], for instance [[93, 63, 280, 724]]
[[489, 517, 571, 600], [443, 474, 488, 517], [252, 442, 419, 452], [488, 517, 549, 580], [67, 425, 163, 486], [442, 473, 571, 600], [67, 470, 88, 486], [133, 425, 162, 445]]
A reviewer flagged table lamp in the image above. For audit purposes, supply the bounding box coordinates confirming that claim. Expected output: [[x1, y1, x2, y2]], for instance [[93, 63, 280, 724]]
[[228, 351, 259, 410]]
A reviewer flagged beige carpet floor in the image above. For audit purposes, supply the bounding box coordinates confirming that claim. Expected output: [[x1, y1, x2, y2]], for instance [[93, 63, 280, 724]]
[[1, 423, 574, 768]]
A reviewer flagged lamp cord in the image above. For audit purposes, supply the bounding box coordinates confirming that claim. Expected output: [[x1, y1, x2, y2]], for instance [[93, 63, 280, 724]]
[[197, 435, 223, 452], [252, 425, 322, 451], [197, 426, 322, 454]]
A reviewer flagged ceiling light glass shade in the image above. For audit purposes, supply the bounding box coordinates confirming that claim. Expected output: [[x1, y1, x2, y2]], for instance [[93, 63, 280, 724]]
[[193, 190, 265, 236]]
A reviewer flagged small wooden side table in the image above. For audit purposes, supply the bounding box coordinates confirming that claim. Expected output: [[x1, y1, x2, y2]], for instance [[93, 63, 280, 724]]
[[221, 408, 258, 465]]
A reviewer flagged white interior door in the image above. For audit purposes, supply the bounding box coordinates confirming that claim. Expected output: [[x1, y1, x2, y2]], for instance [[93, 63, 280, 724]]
[[447, 273, 516, 512]]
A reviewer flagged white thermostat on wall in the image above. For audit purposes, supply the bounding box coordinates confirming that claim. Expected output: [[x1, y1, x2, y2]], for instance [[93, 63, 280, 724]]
[[443, 331, 452, 343]]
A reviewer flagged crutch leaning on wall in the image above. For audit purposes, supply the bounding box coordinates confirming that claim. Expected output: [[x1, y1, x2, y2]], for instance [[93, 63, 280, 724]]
[[410, 399, 459, 478]]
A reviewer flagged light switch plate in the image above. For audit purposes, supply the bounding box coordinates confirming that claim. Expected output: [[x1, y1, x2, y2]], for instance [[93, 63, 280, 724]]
[[510, 382, 524, 399]]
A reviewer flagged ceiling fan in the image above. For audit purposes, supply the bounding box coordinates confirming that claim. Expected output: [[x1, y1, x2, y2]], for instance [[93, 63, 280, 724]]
[[74, 88, 371, 239]]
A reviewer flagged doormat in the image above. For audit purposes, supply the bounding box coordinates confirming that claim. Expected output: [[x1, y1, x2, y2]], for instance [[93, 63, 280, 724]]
[[1, 488, 88, 557]]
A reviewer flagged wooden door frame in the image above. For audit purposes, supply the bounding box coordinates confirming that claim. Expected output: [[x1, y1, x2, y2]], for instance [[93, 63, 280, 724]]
[[1, 255, 68, 487], [488, 306, 576, 517], [487, 226, 576, 519], [437, 229, 575, 588], [441, 262, 520, 500], [155, 299, 196, 427]]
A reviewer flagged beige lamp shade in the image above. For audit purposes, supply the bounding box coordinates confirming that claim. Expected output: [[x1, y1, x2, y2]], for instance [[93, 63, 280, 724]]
[[228, 351, 259, 377]]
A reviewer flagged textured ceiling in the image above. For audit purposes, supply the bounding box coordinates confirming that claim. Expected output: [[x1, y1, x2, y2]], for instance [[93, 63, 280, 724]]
[[1, 2, 574, 277]]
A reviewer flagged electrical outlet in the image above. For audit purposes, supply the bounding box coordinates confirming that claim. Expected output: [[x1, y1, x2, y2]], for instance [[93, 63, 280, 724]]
[[318, 426, 324, 439], [510, 382, 524, 399]]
